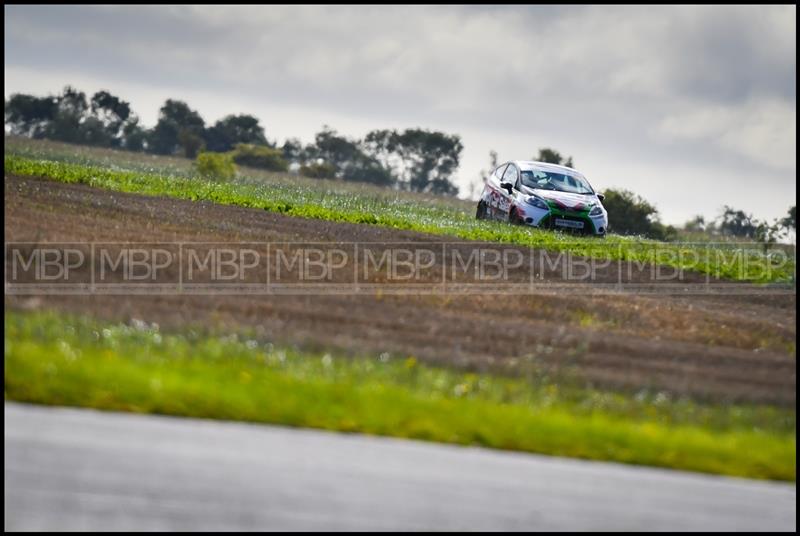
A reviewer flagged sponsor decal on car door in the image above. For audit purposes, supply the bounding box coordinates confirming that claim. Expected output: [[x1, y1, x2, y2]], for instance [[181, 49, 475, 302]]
[[484, 163, 515, 221], [488, 186, 510, 220]]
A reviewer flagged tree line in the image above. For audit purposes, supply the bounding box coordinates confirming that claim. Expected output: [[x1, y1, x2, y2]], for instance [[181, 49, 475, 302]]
[[600, 191, 795, 246], [5, 85, 463, 195]]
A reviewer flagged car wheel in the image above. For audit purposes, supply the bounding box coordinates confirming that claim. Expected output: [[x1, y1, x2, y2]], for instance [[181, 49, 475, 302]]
[[509, 208, 524, 225], [476, 201, 487, 220]]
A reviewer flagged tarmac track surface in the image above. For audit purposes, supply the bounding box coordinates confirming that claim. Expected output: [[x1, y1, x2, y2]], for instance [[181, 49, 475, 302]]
[[4, 403, 796, 531]]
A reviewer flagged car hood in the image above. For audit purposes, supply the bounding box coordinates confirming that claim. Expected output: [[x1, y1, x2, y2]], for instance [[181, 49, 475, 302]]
[[520, 186, 597, 211]]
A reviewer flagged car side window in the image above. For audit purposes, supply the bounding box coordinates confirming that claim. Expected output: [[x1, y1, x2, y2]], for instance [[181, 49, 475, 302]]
[[494, 164, 508, 180], [502, 164, 518, 185]]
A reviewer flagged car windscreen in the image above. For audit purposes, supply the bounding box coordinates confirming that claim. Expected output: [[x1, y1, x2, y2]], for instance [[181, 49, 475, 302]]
[[520, 169, 594, 195]]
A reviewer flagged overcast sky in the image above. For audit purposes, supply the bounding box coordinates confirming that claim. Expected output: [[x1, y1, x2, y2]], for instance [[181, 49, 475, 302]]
[[4, 4, 796, 224]]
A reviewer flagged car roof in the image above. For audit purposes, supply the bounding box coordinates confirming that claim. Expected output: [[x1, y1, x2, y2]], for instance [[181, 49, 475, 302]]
[[513, 160, 582, 175]]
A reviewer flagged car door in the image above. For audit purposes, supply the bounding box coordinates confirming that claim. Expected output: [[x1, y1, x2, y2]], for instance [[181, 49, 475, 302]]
[[497, 163, 519, 221], [485, 163, 508, 219]]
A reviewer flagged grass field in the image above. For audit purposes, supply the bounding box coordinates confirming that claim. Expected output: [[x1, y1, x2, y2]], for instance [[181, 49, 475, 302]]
[[3, 136, 469, 209], [5, 137, 795, 284], [4, 309, 795, 481]]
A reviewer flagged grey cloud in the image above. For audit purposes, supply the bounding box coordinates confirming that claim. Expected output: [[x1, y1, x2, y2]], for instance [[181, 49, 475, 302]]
[[6, 6, 793, 112]]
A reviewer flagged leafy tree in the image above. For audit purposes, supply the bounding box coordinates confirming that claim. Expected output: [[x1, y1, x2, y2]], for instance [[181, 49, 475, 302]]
[[78, 116, 113, 147], [121, 116, 148, 152], [753, 206, 796, 253], [364, 128, 462, 194], [88, 90, 131, 146], [47, 86, 89, 143], [230, 143, 288, 172], [177, 129, 205, 159], [204, 114, 267, 152], [299, 162, 337, 179], [281, 137, 307, 164], [148, 99, 206, 157], [683, 215, 707, 233], [651, 222, 678, 242], [313, 126, 361, 170], [148, 120, 179, 155], [780, 206, 796, 232], [534, 147, 574, 168], [678, 215, 718, 240], [601, 188, 668, 238], [90, 91, 130, 123], [755, 219, 783, 253], [342, 153, 394, 186], [717, 206, 758, 238], [308, 126, 393, 186], [4, 93, 57, 138]]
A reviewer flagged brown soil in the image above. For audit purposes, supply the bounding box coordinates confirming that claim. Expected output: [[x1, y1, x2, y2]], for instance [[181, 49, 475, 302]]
[[5, 175, 796, 406]]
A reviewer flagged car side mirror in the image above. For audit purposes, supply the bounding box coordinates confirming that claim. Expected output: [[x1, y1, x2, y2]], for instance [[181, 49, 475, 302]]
[[597, 193, 605, 201], [501, 183, 514, 195]]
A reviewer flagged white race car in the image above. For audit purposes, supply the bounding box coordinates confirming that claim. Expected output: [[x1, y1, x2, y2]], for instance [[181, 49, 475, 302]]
[[476, 160, 608, 236]]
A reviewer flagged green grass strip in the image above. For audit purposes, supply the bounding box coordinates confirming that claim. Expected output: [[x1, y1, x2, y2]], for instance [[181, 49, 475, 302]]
[[4, 309, 795, 481], [4, 154, 795, 283]]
